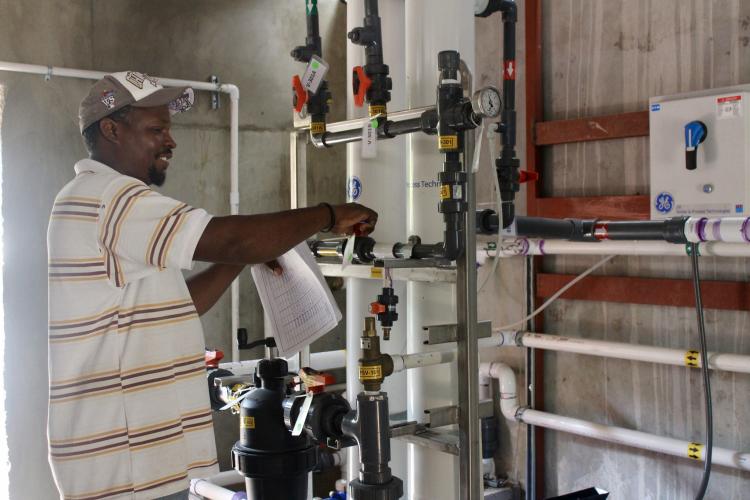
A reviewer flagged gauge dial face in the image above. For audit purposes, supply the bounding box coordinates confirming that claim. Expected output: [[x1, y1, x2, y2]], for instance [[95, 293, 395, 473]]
[[473, 86, 502, 118]]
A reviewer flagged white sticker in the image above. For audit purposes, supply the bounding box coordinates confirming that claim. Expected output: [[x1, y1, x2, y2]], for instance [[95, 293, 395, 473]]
[[342, 234, 356, 269], [292, 391, 314, 436], [301, 55, 329, 95], [361, 118, 378, 159], [453, 185, 463, 200], [717, 95, 742, 120]]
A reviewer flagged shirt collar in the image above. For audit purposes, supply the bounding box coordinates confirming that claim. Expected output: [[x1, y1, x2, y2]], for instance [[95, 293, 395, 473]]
[[74, 159, 146, 188]]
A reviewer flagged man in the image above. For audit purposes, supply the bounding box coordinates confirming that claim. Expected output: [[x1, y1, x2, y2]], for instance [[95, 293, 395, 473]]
[[47, 71, 377, 499]]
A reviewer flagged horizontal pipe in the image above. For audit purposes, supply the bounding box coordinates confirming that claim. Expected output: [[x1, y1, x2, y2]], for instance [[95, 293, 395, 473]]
[[482, 362, 750, 472], [219, 349, 346, 376], [314, 105, 433, 133], [391, 350, 457, 373], [494, 331, 750, 374], [482, 239, 750, 258], [200, 470, 244, 488], [189, 478, 240, 500]]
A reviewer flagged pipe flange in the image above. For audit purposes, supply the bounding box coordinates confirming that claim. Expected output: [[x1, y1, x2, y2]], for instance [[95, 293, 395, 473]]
[[349, 477, 403, 500]]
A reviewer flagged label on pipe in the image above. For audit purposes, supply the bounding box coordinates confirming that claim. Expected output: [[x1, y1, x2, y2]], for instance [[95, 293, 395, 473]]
[[292, 391, 314, 436], [359, 365, 383, 380], [361, 118, 378, 158], [301, 55, 329, 94], [342, 234, 356, 270], [687, 442, 704, 460], [439, 135, 458, 151]]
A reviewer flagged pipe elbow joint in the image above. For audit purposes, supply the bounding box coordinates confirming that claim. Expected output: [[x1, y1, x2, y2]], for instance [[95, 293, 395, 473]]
[[221, 83, 239, 101]]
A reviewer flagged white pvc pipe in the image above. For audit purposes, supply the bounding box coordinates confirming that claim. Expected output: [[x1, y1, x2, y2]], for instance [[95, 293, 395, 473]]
[[481, 238, 750, 259], [685, 216, 750, 244], [219, 349, 346, 376], [391, 349, 457, 373], [494, 331, 750, 375], [0, 60, 243, 362], [189, 478, 241, 500], [482, 362, 750, 472]]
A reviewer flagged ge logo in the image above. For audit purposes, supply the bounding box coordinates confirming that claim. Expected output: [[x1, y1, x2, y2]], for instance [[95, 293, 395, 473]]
[[347, 176, 362, 201], [655, 192, 674, 213]]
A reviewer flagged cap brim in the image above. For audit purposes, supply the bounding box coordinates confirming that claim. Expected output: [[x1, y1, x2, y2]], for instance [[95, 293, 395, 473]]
[[132, 86, 193, 114]]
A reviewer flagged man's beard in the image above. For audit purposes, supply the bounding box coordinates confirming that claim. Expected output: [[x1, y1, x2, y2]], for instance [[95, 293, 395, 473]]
[[148, 165, 166, 186]]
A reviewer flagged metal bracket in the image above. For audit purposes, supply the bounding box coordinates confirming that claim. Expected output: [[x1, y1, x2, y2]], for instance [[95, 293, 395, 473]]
[[395, 427, 460, 456], [423, 320, 492, 345], [424, 399, 494, 429], [45, 66, 53, 81], [374, 258, 453, 269], [209, 75, 220, 110]]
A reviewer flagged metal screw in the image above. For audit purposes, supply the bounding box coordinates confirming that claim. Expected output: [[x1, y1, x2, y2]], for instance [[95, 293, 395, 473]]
[[702, 184, 714, 194]]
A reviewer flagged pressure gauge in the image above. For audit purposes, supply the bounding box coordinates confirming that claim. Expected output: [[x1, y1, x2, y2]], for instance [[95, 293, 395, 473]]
[[471, 86, 502, 119]]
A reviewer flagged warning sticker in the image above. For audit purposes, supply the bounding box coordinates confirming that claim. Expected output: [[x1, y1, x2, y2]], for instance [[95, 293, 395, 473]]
[[440, 184, 451, 200], [439, 135, 458, 151], [359, 365, 383, 381], [369, 104, 386, 117], [370, 267, 383, 279], [241, 416, 255, 429], [311, 122, 326, 135], [717, 95, 742, 119], [684, 350, 700, 368], [504, 60, 516, 80], [687, 442, 704, 461]]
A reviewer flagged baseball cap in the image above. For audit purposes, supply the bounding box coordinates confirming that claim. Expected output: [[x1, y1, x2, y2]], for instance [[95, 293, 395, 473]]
[[78, 71, 194, 133]]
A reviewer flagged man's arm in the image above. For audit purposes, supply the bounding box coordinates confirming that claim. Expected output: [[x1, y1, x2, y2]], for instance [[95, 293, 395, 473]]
[[193, 203, 377, 265], [186, 263, 244, 315]]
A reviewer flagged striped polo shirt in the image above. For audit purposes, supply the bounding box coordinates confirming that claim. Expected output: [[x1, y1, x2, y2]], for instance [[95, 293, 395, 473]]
[[47, 159, 219, 499]]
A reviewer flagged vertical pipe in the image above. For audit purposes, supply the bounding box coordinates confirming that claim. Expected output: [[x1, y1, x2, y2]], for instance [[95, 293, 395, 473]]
[[229, 89, 241, 363], [405, 2, 473, 498], [346, 0, 407, 490], [457, 110, 481, 500]]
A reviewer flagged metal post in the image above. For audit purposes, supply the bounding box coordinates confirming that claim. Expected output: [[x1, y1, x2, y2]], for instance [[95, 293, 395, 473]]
[[288, 131, 311, 369], [457, 127, 480, 499]]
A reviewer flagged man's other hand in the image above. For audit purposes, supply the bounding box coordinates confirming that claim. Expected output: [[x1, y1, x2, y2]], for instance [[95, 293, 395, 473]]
[[331, 203, 378, 235], [265, 259, 282, 276]]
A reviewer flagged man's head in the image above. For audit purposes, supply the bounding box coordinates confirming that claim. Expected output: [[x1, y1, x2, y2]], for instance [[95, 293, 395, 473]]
[[79, 71, 194, 186]]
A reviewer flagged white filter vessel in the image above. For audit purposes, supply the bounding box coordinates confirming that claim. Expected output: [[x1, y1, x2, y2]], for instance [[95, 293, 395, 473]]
[[345, 0, 408, 493], [405, 2, 475, 499]]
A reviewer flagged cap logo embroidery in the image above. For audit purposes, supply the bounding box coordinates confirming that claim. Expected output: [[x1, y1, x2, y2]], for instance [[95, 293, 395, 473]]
[[125, 71, 146, 89], [100, 90, 116, 110], [169, 89, 194, 113]]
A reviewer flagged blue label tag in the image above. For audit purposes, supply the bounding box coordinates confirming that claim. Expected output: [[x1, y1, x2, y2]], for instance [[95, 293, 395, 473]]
[[347, 176, 362, 201], [651, 104, 661, 112], [655, 192, 674, 213], [736, 204, 744, 214]]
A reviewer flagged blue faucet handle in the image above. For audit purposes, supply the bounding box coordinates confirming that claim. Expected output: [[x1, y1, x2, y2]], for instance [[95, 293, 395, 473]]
[[684, 120, 708, 170]]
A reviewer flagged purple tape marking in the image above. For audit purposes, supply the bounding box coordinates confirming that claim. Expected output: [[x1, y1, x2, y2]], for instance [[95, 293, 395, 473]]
[[742, 218, 750, 243], [696, 218, 708, 242], [539, 240, 546, 255], [712, 220, 722, 241], [521, 238, 530, 256]]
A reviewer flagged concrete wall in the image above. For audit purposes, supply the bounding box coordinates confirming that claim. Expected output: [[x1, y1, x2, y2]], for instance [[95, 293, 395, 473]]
[[0, 0, 347, 496]]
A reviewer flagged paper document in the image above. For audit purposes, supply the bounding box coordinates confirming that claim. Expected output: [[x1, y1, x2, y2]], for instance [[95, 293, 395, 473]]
[[250, 242, 342, 357]]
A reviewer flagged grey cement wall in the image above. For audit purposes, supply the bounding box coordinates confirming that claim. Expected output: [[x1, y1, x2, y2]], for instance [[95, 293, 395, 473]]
[[0, 0, 347, 496]]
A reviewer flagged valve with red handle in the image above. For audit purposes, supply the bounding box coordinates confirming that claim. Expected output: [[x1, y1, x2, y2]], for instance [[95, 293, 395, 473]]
[[352, 66, 372, 108], [292, 75, 308, 114]]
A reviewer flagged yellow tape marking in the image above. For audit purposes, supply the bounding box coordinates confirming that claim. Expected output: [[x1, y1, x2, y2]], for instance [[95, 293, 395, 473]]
[[359, 365, 383, 381], [687, 442, 704, 460], [439, 135, 458, 151], [240, 416, 255, 429], [311, 122, 326, 135], [369, 105, 387, 117], [370, 267, 384, 279], [440, 185, 451, 200], [684, 350, 700, 368]]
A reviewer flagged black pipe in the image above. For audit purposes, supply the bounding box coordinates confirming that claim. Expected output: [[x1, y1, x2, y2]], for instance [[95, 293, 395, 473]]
[[349, 0, 391, 121], [476, 210, 690, 244], [291, 0, 330, 137], [476, 1, 520, 229]]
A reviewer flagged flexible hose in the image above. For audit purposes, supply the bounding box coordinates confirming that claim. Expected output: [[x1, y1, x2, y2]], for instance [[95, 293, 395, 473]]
[[690, 243, 713, 499]]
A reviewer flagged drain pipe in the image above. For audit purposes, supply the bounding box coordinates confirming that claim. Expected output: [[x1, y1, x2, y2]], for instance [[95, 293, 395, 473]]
[[482, 362, 750, 472], [0, 61, 243, 361]]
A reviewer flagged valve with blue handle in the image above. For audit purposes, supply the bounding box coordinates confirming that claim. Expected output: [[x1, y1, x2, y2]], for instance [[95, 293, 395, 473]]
[[684, 120, 708, 171]]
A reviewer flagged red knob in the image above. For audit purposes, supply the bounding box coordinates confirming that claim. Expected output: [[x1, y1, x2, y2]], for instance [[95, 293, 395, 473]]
[[518, 170, 540, 183], [292, 75, 307, 113], [369, 302, 386, 315], [352, 66, 372, 108], [204, 349, 224, 369]]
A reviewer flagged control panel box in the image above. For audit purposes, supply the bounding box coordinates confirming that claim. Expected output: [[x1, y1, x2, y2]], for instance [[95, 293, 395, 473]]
[[649, 85, 750, 219]]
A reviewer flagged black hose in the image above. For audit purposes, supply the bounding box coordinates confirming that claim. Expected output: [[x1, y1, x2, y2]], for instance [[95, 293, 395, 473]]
[[690, 243, 712, 500]]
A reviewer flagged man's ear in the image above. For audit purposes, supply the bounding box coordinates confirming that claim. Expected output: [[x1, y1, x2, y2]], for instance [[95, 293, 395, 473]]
[[98, 118, 119, 144]]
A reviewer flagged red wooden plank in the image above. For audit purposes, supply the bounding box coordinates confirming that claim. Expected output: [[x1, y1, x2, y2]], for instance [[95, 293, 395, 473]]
[[535, 111, 649, 146], [537, 274, 750, 311], [532, 195, 650, 220]]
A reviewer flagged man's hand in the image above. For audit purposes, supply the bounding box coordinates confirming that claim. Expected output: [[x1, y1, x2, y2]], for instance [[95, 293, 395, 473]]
[[330, 203, 378, 235]]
